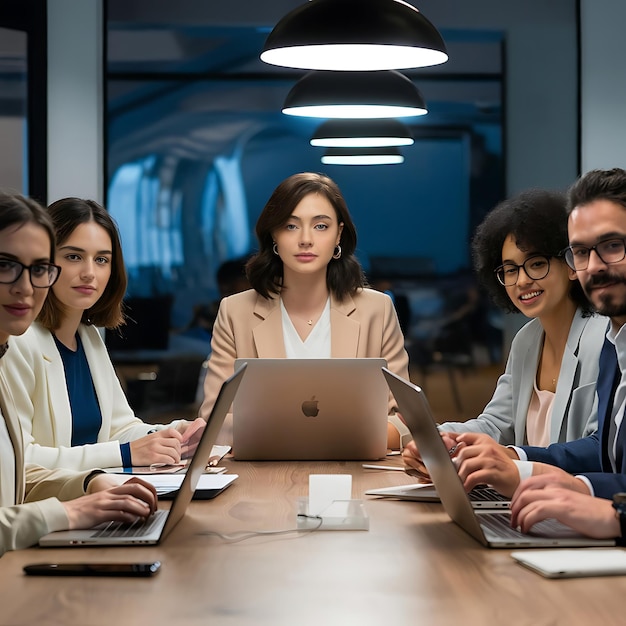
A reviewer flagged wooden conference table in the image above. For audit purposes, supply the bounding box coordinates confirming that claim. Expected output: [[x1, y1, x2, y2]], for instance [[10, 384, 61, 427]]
[[0, 459, 624, 626]]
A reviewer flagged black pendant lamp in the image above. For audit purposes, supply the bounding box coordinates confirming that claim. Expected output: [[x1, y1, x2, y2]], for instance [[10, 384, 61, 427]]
[[282, 70, 427, 119], [321, 146, 405, 165], [261, 0, 447, 71], [311, 119, 414, 148]]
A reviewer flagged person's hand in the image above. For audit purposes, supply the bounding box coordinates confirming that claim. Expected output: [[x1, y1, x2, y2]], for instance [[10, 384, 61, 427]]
[[63, 477, 158, 530], [402, 432, 459, 482], [402, 440, 430, 481], [129, 428, 183, 466], [510, 470, 592, 511], [510, 475, 618, 538], [85, 472, 127, 493], [177, 418, 206, 459], [452, 432, 520, 497], [526, 463, 592, 492]]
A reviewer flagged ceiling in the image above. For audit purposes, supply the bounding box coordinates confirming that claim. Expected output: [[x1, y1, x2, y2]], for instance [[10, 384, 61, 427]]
[[104, 0, 504, 170], [0, 0, 581, 176]]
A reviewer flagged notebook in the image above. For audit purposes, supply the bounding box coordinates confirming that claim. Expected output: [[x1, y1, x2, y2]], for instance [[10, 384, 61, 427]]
[[38, 363, 246, 547], [232, 358, 388, 461], [149, 473, 238, 501], [382, 368, 616, 549]]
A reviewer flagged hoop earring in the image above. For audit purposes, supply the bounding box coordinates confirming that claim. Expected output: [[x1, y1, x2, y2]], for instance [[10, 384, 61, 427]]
[[333, 245, 342, 260], [273, 243, 279, 256]]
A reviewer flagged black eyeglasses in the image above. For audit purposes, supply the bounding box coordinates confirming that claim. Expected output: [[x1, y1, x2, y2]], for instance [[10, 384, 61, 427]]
[[494, 255, 552, 286], [0, 259, 61, 288], [563, 238, 626, 271]]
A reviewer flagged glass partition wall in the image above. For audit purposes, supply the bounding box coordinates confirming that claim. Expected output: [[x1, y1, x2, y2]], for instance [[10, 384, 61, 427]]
[[105, 3, 504, 365]]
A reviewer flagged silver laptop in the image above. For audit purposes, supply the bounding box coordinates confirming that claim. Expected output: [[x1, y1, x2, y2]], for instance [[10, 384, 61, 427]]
[[233, 358, 388, 461], [39, 364, 246, 547], [382, 368, 615, 548], [365, 482, 509, 509]]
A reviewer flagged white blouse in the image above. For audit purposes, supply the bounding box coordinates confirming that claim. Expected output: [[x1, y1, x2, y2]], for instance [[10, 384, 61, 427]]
[[280, 297, 331, 358]]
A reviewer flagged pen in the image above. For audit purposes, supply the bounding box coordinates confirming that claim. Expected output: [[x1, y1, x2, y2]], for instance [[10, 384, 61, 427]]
[[362, 464, 406, 471]]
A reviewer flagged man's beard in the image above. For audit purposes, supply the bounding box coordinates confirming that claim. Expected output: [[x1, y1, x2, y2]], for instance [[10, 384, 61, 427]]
[[584, 271, 626, 317]]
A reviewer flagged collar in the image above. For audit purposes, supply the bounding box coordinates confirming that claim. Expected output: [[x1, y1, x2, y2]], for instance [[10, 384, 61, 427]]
[[0, 342, 8, 359], [608, 322, 626, 374], [251, 290, 358, 320]]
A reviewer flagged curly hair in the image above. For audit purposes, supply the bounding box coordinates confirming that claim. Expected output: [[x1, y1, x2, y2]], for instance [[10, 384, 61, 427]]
[[38, 197, 127, 330], [246, 172, 367, 300], [472, 189, 592, 315]]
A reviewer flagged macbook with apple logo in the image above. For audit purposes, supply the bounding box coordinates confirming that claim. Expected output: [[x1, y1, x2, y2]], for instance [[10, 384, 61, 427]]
[[232, 358, 389, 460]]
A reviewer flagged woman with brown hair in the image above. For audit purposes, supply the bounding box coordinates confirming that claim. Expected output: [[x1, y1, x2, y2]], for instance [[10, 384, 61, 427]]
[[199, 172, 410, 448], [0, 191, 156, 554], [5, 197, 205, 471]]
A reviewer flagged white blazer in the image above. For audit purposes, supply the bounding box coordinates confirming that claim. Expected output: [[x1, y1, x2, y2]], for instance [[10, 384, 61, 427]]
[[5, 322, 179, 470], [0, 358, 87, 555], [439, 310, 607, 445]]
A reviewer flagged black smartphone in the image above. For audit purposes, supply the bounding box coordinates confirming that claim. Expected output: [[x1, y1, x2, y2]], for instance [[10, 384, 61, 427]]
[[23, 561, 161, 577]]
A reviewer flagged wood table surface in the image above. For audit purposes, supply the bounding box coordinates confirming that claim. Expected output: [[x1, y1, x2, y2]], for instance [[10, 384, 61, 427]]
[[0, 459, 624, 626]]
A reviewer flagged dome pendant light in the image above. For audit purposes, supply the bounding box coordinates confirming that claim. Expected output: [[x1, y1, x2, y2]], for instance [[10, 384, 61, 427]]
[[261, 0, 448, 71], [321, 147, 405, 166], [311, 120, 414, 148], [282, 70, 428, 119]]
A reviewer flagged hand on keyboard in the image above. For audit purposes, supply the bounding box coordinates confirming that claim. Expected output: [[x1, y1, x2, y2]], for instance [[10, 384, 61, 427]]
[[63, 477, 158, 530]]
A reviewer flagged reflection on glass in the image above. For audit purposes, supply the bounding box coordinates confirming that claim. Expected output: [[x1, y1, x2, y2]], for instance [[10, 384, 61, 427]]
[[0, 27, 27, 192]]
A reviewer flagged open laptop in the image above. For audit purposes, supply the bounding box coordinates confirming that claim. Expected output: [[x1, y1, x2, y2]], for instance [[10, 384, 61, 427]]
[[365, 482, 509, 509], [39, 364, 246, 547], [382, 368, 616, 548], [232, 358, 388, 461]]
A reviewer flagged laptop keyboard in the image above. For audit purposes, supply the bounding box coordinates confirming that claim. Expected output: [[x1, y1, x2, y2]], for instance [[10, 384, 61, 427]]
[[468, 485, 508, 502], [91, 510, 167, 538], [479, 513, 527, 539], [479, 512, 582, 539]]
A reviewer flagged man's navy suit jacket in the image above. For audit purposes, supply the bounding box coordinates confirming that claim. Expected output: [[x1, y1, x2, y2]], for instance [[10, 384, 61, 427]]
[[523, 337, 626, 499]]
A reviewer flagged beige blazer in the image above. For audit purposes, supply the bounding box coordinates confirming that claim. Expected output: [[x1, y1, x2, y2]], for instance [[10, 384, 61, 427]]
[[199, 288, 410, 444], [0, 362, 87, 555]]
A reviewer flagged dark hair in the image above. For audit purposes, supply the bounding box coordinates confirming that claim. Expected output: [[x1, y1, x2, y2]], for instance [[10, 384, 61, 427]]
[[472, 188, 592, 314], [568, 167, 626, 213], [38, 198, 128, 330], [0, 192, 55, 259], [246, 172, 366, 300]]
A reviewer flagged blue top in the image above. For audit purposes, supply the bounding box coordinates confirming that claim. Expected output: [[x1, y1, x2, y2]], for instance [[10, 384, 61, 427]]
[[54, 333, 132, 466], [54, 333, 103, 447]]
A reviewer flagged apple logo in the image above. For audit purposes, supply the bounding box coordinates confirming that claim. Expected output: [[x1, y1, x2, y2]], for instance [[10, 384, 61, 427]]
[[301, 396, 319, 417]]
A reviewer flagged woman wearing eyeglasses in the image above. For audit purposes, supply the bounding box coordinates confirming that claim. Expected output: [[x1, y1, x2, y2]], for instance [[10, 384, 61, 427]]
[[3, 197, 205, 471], [0, 192, 157, 554], [403, 189, 608, 478]]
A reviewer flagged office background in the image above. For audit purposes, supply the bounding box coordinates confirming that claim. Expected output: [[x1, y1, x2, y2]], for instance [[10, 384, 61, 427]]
[[0, 0, 624, 368]]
